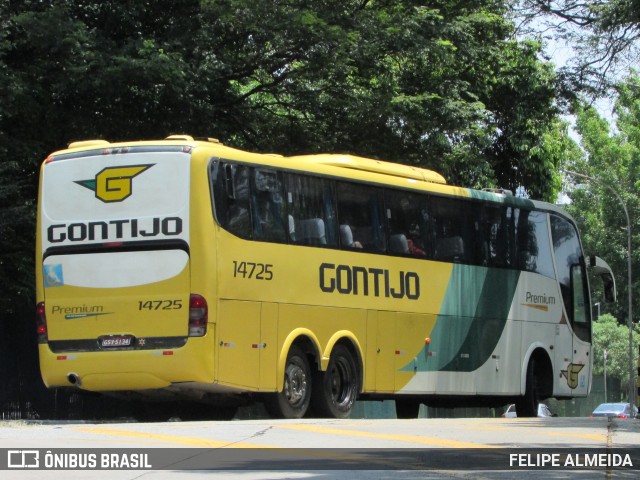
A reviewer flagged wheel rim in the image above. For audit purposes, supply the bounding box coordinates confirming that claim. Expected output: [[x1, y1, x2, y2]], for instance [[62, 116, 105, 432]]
[[284, 358, 308, 407]]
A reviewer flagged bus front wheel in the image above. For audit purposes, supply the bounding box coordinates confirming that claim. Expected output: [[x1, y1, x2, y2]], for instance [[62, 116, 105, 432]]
[[265, 345, 311, 419], [311, 344, 359, 418], [515, 359, 539, 417]]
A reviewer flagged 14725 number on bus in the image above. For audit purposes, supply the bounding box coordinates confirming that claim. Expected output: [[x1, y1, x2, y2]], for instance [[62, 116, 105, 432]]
[[138, 300, 183, 310], [232, 261, 274, 280]]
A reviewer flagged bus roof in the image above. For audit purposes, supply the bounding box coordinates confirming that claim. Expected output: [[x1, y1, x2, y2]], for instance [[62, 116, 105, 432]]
[[289, 154, 447, 185], [46, 135, 572, 220]]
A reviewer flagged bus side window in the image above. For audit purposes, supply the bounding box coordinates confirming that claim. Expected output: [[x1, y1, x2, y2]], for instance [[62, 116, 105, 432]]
[[486, 206, 518, 268], [384, 189, 428, 257], [285, 173, 337, 247], [251, 169, 286, 242], [431, 197, 470, 263], [518, 210, 555, 279], [336, 182, 385, 252], [211, 161, 252, 239], [479, 206, 499, 266]]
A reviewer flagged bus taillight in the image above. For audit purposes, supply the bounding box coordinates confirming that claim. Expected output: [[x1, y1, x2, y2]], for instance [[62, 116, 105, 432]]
[[189, 294, 208, 337], [36, 302, 48, 342]]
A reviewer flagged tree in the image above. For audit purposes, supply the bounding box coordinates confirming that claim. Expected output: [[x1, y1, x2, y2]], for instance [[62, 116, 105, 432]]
[[1, 1, 571, 196], [515, 0, 640, 95], [0, 0, 575, 314], [592, 314, 640, 391], [564, 72, 640, 325], [0, 0, 577, 417], [481, 40, 570, 199]]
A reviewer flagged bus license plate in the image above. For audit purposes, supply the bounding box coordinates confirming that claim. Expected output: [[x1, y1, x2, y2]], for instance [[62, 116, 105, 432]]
[[100, 335, 134, 348]]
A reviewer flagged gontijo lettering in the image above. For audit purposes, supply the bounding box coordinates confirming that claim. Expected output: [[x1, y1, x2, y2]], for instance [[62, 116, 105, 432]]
[[319, 262, 420, 299], [47, 217, 183, 243]]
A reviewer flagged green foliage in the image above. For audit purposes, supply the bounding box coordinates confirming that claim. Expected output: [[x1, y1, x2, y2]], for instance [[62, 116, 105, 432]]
[[0, 161, 34, 315], [0, 0, 573, 317], [482, 39, 567, 200], [516, 0, 640, 94], [1, 0, 570, 184], [592, 314, 640, 389], [565, 72, 640, 323]]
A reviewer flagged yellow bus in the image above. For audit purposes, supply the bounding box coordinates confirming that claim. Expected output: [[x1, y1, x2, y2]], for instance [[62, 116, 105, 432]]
[[35, 135, 615, 419]]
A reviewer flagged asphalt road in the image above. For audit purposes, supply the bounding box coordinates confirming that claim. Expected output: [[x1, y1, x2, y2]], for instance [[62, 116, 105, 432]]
[[1, 416, 638, 479]]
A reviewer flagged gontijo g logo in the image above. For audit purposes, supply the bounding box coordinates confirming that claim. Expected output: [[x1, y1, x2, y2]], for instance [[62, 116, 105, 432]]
[[75, 164, 154, 203]]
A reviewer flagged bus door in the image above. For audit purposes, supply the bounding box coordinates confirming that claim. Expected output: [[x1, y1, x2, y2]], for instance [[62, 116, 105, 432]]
[[569, 262, 592, 395], [550, 215, 591, 396]]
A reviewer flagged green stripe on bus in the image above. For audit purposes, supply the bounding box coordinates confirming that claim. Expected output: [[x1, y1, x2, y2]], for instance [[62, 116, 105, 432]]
[[402, 265, 520, 373]]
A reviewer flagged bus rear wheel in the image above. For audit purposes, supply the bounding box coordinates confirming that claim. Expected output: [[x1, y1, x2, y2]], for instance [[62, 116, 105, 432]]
[[311, 344, 358, 418], [265, 345, 311, 419]]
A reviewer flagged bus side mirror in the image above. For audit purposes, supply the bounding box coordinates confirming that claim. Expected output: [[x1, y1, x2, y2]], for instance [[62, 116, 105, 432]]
[[588, 255, 617, 303]]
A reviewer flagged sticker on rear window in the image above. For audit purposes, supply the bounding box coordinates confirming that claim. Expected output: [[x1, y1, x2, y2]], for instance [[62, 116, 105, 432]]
[[44, 264, 64, 288]]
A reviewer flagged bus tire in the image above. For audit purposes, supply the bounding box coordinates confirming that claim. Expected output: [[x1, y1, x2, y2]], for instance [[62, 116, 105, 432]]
[[264, 345, 311, 419], [395, 398, 420, 419], [515, 358, 539, 417], [311, 344, 358, 419]]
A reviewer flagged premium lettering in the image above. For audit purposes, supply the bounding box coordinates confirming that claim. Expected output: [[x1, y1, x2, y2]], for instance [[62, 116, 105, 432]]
[[525, 291, 556, 305], [52, 305, 104, 315], [319, 262, 420, 300], [47, 217, 182, 243]]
